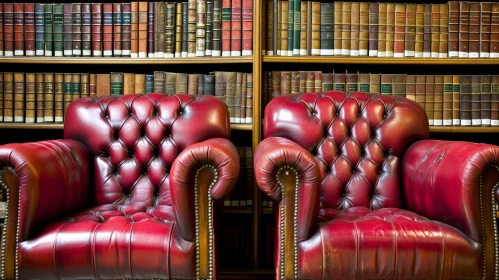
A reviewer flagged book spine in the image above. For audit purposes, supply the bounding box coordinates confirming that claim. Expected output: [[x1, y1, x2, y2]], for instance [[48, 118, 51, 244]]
[[198, 73, 205, 94], [44, 4, 53, 56], [291, 0, 300, 55], [189, 0, 198, 57], [131, 2, 139, 58], [480, 2, 492, 58], [386, 3, 395, 57], [405, 4, 416, 57], [405, 74, 416, 101], [205, 75, 215, 96], [299, 2, 306, 55], [71, 4, 81, 56], [443, 75, 453, 126], [394, 4, 405, 57], [4, 4, 14, 57], [481, 75, 492, 126], [426, 75, 435, 125], [206, 0, 214, 56], [341, 2, 351, 56], [321, 73, 333, 91], [134, 74, 145, 94], [291, 71, 300, 93], [452, 75, 461, 125], [280, 1, 288, 56], [138, 2, 148, 58], [63, 73, 72, 112], [92, 3, 102, 57], [240, 73, 247, 122], [287, 0, 294, 56], [166, 3, 176, 58], [346, 72, 358, 92], [460, 75, 472, 126], [147, 2, 153, 57], [54, 73, 64, 123], [368, 3, 379, 57], [13, 73, 24, 122], [492, 3, 499, 58], [122, 3, 131, 56], [356, 73, 369, 92], [0, 5, 3, 56], [246, 73, 252, 123], [360, 2, 370, 56], [145, 74, 154, 93], [154, 2, 160, 57], [333, 1, 342, 55], [3, 73, 13, 122], [25, 73, 35, 123], [381, 74, 392, 95], [242, 0, 253, 56], [89, 74, 96, 97], [423, 4, 431, 57], [280, 71, 291, 95], [377, 3, 386, 57], [103, 3, 113, 57], [153, 71, 166, 93], [234, 73, 242, 122], [165, 72, 177, 95], [35, 73, 44, 122], [469, 2, 480, 58], [14, 4, 24, 56], [434, 75, 444, 126], [266, 0, 274, 55], [81, 4, 91, 56], [448, 1, 459, 58], [348, 3, 359, 57], [196, 0, 206, 57], [44, 73, 54, 122], [231, 0, 242, 56], [114, 3, 123, 56], [320, 3, 334, 56], [35, 3, 44, 56], [96, 74, 110, 97], [63, 4, 73, 56], [110, 72, 124, 96], [123, 73, 134, 95], [53, 4, 63, 57], [333, 73, 345, 92], [414, 4, 424, 57], [176, 3, 184, 57], [157, 2, 166, 57], [314, 71, 322, 92], [471, 75, 481, 126], [177, 73, 188, 93], [0, 73, 3, 121], [430, 4, 440, 58], [81, 73, 89, 98], [438, 3, 448, 58], [213, 0, 222, 56], [72, 73, 81, 101], [311, 2, 320, 55], [25, 3, 35, 56], [392, 74, 406, 98], [415, 75, 425, 110], [492, 75, 499, 125], [459, 2, 470, 58]]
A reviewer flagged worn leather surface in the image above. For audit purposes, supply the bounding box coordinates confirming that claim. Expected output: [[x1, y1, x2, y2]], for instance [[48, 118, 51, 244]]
[[5, 93, 237, 279], [257, 91, 485, 279]]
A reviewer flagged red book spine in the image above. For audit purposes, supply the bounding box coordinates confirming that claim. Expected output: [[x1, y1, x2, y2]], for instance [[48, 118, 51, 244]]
[[221, 0, 231, 56], [25, 3, 35, 56], [92, 3, 102, 56], [122, 3, 131, 56], [113, 4, 123, 56], [4, 4, 13, 56], [231, 0, 242, 56], [242, 0, 252, 56], [14, 3, 24, 56], [103, 3, 113, 56], [82, 3, 92, 56]]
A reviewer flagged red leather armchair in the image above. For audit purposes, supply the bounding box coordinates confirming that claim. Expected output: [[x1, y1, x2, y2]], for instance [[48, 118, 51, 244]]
[[0, 93, 239, 280], [255, 91, 499, 280]]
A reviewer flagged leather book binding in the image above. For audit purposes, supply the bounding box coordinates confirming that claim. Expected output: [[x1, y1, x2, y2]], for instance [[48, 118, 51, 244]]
[[234, 73, 243, 122], [198, 73, 205, 94], [4, 4, 13, 57], [469, 2, 481, 58], [448, 1, 459, 57], [62, 4, 72, 56], [53, 4, 63, 57], [415, 74, 426, 111], [157, 2, 166, 57], [423, 4, 431, 57], [206, 0, 214, 56], [341, 2, 351, 56], [166, 72, 177, 95], [291, 71, 300, 93], [425, 75, 435, 125], [0, 73, 3, 122], [213, 0, 222, 56], [368, 2, 379, 57], [452, 75, 461, 125], [153, 71, 165, 93], [298, 2, 306, 55], [25, 73, 36, 123], [434, 75, 444, 126], [481, 75, 492, 126], [54, 73, 64, 123], [13, 72, 25, 122], [177, 73, 188, 94], [333, 73, 346, 92], [110, 72, 123, 96], [123, 73, 135, 95], [135, 74, 145, 94], [35, 73, 44, 122], [189, 0, 198, 57], [358, 73, 370, 92], [381, 74, 393, 95], [320, 3, 334, 55], [350, 2, 360, 56], [392, 74, 406, 98], [103, 3, 113, 57], [280, 1, 289, 56], [492, 3, 499, 58], [346, 72, 358, 92], [430, 4, 440, 58], [25, 3, 35, 56], [196, 0, 207, 57], [377, 3, 386, 57], [439, 3, 448, 58], [280, 71, 291, 95], [292, 0, 300, 56], [333, 1, 342, 55], [114, 3, 123, 56], [14, 3, 24, 56], [91, 3, 103, 57], [360, 2, 369, 56], [460, 75, 472, 126], [130, 2, 139, 57], [166, 3, 176, 57], [44, 4, 54, 56], [188, 74, 199, 95], [266, 1, 274, 55], [81, 4, 91, 56], [80, 73, 89, 98], [459, 2, 470, 58], [414, 4, 424, 57], [43, 73, 54, 122], [138, 2, 148, 58], [3, 73, 13, 122], [314, 71, 322, 92], [405, 4, 416, 57], [385, 3, 395, 57], [246, 73, 253, 123], [71, 4, 81, 55], [394, 4, 405, 58], [241, 73, 247, 122], [71, 73, 81, 101], [122, 3, 131, 56], [370, 73, 380, 94], [89, 73, 96, 97], [242, 0, 253, 55], [204, 74, 215, 96], [63, 73, 72, 112], [0, 5, 3, 56], [145, 74, 153, 93], [471, 75, 481, 126], [311, 2, 320, 55], [176, 3, 184, 57], [480, 2, 492, 58], [443, 75, 453, 126], [491, 75, 499, 125], [147, 2, 153, 57], [35, 3, 44, 56], [96, 74, 110, 97], [406, 74, 416, 102]]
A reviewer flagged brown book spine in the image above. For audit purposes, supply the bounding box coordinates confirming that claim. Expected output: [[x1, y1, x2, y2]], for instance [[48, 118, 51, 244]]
[[25, 3, 35, 56], [368, 3, 379, 57], [131, 2, 139, 57], [175, 3, 184, 57], [226, 72, 237, 122], [434, 75, 444, 126], [492, 75, 499, 126], [314, 71, 322, 92], [44, 73, 54, 123], [266, 1, 274, 55], [346, 72, 358, 92], [311, 2, 320, 55], [0, 73, 3, 121], [394, 4, 405, 57], [231, 0, 242, 56], [35, 73, 44, 122], [386, 3, 395, 57], [481, 2, 492, 58], [123, 73, 135, 95], [443, 75, 453, 126], [4, 4, 13, 57], [121, 3, 131, 56], [299, 2, 307, 55], [153, 71, 165, 94], [135, 74, 145, 94], [63, 4, 73, 56], [72, 4, 82, 56], [271, 71, 281, 98], [359, 2, 369, 56], [415, 75, 426, 111], [425, 75, 435, 126], [63, 73, 72, 113], [280, 71, 291, 95], [341, 2, 351, 56], [381, 74, 392, 95], [81, 4, 92, 56], [156, 2, 165, 57], [448, 1, 459, 57], [305, 71, 315, 92], [82, 73, 90, 97], [246, 73, 252, 123], [103, 3, 113, 57], [280, 1, 288, 56], [241, 73, 247, 122], [188, 74, 199, 95], [370, 74, 381, 94], [13, 4, 24, 56], [414, 4, 424, 57], [299, 71, 306, 93], [333, 73, 345, 92], [358, 73, 370, 92], [206, 0, 214, 56], [214, 72, 227, 105], [333, 1, 342, 55], [24, 73, 34, 123], [92, 3, 102, 57], [113, 3, 122, 56], [423, 4, 432, 57], [350, 2, 360, 57], [165, 72, 177, 95], [430, 4, 440, 58], [460, 75, 472, 126], [96, 74, 110, 97], [406, 75, 416, 102], [72, 73, 81, 101], [138, 2, 148, 58], [439, 3, 448, 58], [392, 74, 406, 98], [451, 75, 461, 126], [481, 75, 492, 126], [13, 73, 24, 122], [221, 0, 232, 56], [377, 3, 387, 57], [166, 3, 176, 57], [90, 74, 97, 97], [235, 73, 243, 122], [0, 5, 3, 56], [3, 73, 13, 122], [54, 73, 64, 123], [469, 2, 480, 58], [176, 73, 188, 93], [459, 2, 470, 58], [322, 72, 333, 91], [405, 4, 416, 57], [471, 75, 481, 126], [492, 3, 499, 58]]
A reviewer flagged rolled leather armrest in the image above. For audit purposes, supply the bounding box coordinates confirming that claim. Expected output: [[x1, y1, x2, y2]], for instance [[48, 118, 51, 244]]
[[170, 138, 239, 241], [402, 139, 499, 243], [254, 137, 321, 242], [0, 139, 91, 241]]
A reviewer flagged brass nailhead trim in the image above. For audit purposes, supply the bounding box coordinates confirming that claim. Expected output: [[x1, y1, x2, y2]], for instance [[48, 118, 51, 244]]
[[0, 166, 18, 280]]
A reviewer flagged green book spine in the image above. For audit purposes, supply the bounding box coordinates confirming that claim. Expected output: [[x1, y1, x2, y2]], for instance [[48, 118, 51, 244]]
[[53, 4, 63, 56], [44, 4, 53, 56], [72, 74, 80, 101], [110, 72, 123, 96], [287, 0, 294, 55], [293, 0, 301, 55]]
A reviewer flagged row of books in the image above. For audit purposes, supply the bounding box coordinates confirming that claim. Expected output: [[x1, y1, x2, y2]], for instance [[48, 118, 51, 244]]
[[263, 1, 499, 58], [0, 1, 253, 58], [0, 71, 253, 124], [223, 146, 253, 208], [264, 71, 499, 126]]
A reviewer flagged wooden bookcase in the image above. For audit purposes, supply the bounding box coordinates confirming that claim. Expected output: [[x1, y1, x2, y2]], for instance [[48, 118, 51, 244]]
[[2, 0, 499, 279]]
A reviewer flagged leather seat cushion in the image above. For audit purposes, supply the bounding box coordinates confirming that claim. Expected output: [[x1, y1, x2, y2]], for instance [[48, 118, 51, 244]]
[[299, 207, 482, 279], [19, 203, 194, 279]]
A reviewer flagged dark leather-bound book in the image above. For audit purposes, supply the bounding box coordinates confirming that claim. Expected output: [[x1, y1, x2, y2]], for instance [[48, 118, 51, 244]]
[[425, 75, 435, 126], [35, 3, 44, 56], [81, 3, 91, 56], [481, 75, 492, 126], [63, 73, 72, 112], [3, 4, 13, 57], [130, 2, 139, 57], [242, 0, 252, 56], [13, 72, 25, 123], [448, 1, 459, 57], [491, 75, 499, 126], [246, 73, 253, 123], [314, 71, 322, 92], [206, 0, 214, 56], [368, 2, 378, 57], [459, 1, 470, 58], [434, 75, 444, 126], [241, 73, 247, 123], [320, 2, 333, 56], [63, 4, 73, 56], [430, 4, 439, 58], [460, 75, 472, 126], [176, 73, 187, 94], [44, 4, 54, 56], [0, 5, 3, 56], [381, 74, 393, 96], [452, 75, 460, 125], [280, 71, 291, 95], [471, 75, 481, 126], [480, 2, 492, 58], [234, 73, 243, 123], [25, 3, 35, 56], [438, 3, 448, 58], [72, 73, 81, 101], [72, 4, 82, 56], [272, 71, 281, 98], [121, 3, 131, 56], [13, 3, 24, 56], [175, 3, 183, 57], [0, 73, 3, 122], [333, 72, 346, 92], [322, 73, 333, 91], [53, 4, 64, 57], [145, 74, 153, 94], [305, 71, 314, 93], [469, 2, 480, 58], [291, 71, 300, 94], [43, 73, 54, 122], [492, 3, 499, 58], [423, 4, 431, 57], [91, 3, 102, 57], [3, 73, 13, 122], [166, 3, 176, 57], [35, 73, 44, 122], [188, 0, 198, 56], [110, 72, 123, 96], [156, 2, 166, 57], [114, 3, 123, 56], [198, 74, 205, 95], [212, 0, 222, 56], [443, 75, 453, 126], [153, 71, 166, 94], [103, 3, 113, 57], [26, 73, 36, 123], [346, 72, 358, 92], [394, 3, 405, 57], [54, 73, 64, 123], [188, 74, 199, 95], [205, 74, 215, 96], [215, 72, 227, 104], [226, 72, 237, 122], [147, 2, 153, 57], [231, 0, 242, 56]]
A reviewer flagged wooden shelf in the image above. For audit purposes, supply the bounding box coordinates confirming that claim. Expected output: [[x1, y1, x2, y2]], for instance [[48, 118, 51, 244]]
[[0, 56, 253, 64], [263, 56, 499, 65], [430, 126, 499, 133], [0, 123, 252, 131]]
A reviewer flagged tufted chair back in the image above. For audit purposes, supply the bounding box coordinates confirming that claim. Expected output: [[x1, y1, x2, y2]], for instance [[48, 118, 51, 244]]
[[264, 91, 430, 212], [63, 93, 230, 207]]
